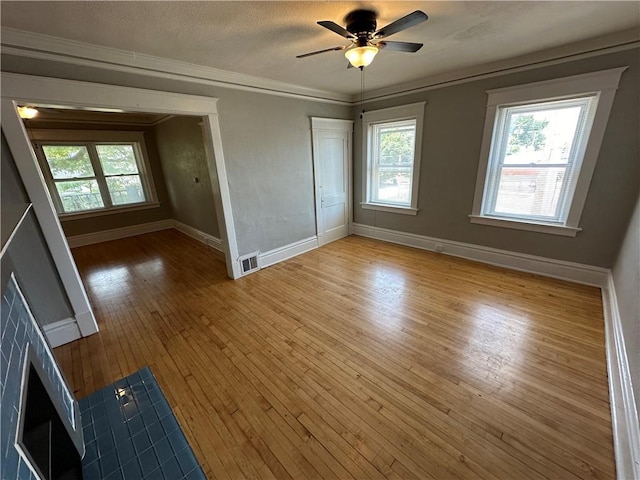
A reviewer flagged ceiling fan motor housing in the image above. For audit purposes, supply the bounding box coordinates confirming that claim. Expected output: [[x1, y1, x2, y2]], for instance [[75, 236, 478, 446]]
[[346, 9, 377, 40]]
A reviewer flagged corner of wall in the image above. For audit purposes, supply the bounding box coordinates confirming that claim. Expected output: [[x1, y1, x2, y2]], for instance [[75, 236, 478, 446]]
[[602, 274, 640, 480]]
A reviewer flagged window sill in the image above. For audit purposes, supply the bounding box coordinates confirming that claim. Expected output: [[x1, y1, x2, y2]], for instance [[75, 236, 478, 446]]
[[468, 215, 581, 237], [59, 202, 161, 222], [361, 202, 419, 216]]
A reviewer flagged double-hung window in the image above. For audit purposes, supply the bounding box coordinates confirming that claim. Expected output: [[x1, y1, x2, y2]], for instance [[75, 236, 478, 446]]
[[362, 102, 425, 215], [471, 68, 626, 236], [31, 130, 158, 218]]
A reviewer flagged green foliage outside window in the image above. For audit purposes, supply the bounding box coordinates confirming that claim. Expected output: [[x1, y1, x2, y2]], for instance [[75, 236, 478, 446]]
[[507, 114, 549, 155]]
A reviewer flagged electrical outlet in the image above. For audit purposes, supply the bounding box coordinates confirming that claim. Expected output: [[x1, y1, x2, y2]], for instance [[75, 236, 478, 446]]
[[434, 243, 444, 253]]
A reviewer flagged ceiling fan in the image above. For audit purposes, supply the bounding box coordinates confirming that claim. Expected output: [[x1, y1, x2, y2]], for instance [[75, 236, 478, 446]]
[[297, 9, 428, 69]]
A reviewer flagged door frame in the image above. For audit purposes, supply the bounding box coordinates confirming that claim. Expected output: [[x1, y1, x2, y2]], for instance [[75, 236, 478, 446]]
[[2, 73, 242, 338], [311, 117, 354, 247]]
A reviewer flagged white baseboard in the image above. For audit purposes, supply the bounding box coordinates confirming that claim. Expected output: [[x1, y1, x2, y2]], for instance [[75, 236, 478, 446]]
[[259, 236, 319, 269], [351, 223, 609, 287], [43, 317, 81, 348], [602, 276, 640, 480], [67, 219, 174, 248], [172, 220, 223, 252]]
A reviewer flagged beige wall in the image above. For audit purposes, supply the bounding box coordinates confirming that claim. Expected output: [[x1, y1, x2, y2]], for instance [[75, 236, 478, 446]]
[[1, 133, 73, 326], [153, 116, 219, 238], [612, 195, 640, 412], [353, 48, 639, 267], [3, 55, 352, 256]]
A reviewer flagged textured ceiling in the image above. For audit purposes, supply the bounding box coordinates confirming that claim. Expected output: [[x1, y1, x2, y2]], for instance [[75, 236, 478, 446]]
[[2, 1, 639, 96]]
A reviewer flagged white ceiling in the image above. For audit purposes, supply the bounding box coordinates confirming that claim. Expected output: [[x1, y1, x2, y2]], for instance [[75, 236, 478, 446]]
[[2, 1, 639, 96]]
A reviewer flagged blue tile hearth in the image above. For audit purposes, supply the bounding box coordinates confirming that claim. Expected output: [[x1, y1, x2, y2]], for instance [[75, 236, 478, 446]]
[[79, 367, 206, 480]]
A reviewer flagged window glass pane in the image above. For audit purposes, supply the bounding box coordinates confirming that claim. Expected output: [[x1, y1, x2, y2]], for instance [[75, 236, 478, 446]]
[[375, 169, 412, 204], [503, 104, 583, 166], [55, 180, 104, 212], [378, 124, 415, 165], [493, 167, 566, 218], [42, 146, 94, 179], [372, 120, 416, 206], [96, 144, 139, 175], [106, 175, 145, 205]]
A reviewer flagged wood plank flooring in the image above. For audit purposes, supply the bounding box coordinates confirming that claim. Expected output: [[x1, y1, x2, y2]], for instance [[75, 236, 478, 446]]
[[55, 230, 615, 479]]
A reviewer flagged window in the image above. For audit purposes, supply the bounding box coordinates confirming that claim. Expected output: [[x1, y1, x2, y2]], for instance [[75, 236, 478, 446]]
[[471, 68, 626, 236], [362, 103, 425, 215], [31, 130, 158, 218]]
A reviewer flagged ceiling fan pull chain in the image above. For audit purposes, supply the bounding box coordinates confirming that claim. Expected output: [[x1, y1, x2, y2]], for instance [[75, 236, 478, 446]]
[[360, 67, 365, 118]]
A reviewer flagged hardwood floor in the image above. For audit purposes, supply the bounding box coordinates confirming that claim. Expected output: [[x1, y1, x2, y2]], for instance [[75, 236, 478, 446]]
[[55, 230, 615, 479]]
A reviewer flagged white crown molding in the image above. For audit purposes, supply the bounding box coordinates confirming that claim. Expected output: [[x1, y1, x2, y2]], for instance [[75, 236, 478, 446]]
[[602, 276, 640, 480], [351, 223, 609, 287], [1, 28, 352, 105], [361, 29, 640, 103], [3, 28, 638, 107]]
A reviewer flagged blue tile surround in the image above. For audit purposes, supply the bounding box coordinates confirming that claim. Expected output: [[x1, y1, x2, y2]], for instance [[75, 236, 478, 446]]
[[1, 275, 79, 480], [1, 272, 205, 480], [80, 367, 206, 480]]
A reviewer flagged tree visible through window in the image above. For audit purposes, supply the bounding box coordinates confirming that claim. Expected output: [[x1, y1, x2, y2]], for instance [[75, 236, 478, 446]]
[[38, 140, 151, 214], [372, 120, 416, 205], [362, 102, 425, 214], [471, 67, 626, 235], [483, 96, 597, 222]]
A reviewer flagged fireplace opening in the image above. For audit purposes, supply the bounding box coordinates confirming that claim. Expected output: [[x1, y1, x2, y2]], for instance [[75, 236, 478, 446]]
[[17, 347, 82, 480]]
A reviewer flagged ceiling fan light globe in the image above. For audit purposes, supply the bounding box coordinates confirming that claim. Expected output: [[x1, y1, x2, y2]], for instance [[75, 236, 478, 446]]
[[345, 46, 378, 68]]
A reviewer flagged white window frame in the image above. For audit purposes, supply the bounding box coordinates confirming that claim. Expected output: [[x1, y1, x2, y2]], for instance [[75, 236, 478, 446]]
[[30, 129, 159, 221], [361, 102, 425, 215], [470, 67, 626, 237]]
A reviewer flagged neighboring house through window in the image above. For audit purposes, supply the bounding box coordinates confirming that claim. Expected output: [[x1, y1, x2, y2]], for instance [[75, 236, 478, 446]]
[[362, 102, 425, 215], [470, 67, 626, 236], [30, 130, 158, 219]]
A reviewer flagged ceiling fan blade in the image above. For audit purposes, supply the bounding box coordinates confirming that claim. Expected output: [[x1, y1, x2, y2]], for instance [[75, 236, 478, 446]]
[[374, 11, 428, 39], [318, 20, 355, 39], [296, 45, 347, 58], [376, 41, 423, 53]]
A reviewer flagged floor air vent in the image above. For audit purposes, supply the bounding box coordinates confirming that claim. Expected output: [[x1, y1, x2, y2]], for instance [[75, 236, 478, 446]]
[[239, 252, 260, 275]]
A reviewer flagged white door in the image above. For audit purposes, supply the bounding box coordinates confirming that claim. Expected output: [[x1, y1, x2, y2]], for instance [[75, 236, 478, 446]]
[[311, 118, 353, 246]]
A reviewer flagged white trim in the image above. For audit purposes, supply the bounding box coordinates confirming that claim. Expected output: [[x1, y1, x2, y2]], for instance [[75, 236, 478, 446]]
[[43, 317, 82, 348], [468, 215, 581, 237], [1, 28, 351, 105], [484, 67, 628, 106], [1, 99, 98, 337], [58, 202, 161, 222], [1, 72, 238, 281], [259, 236, 319, 269], [362, 102, 425, 212], [3, 28, 637, 106], [352, 223, 609, 287], [172, 220, 223, 252], [471, 67, 626, 233], [311, 117, 353, 248], [202, 113, 241, 278], [361, 203, 419, 216], [602, 275, 640, 480], [311, 118, 354, 131], [32, 130, 161, 209], [66, 219, 173, 248]]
